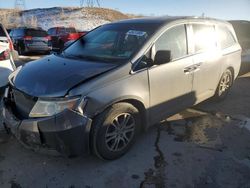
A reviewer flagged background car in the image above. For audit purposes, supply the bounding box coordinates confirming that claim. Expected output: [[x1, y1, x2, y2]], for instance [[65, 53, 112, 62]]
[[0, 23, 16, 95], [229, 20, 250, 72], [47, 27, 86, 51], [9, 27, 52, 55]]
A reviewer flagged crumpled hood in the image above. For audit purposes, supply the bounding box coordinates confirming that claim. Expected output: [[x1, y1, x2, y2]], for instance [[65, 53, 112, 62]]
[[12, 54, 117, 97]]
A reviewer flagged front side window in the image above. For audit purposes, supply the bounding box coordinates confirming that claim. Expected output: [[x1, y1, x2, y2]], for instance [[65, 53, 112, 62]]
[[155, 25, 187, 60], [63, 23, 158, 64], [218, 26, 236, 49], [192, 24, 217, 53]]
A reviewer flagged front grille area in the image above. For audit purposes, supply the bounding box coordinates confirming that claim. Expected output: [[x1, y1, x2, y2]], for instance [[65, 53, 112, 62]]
[[11, 88, 37, 119]]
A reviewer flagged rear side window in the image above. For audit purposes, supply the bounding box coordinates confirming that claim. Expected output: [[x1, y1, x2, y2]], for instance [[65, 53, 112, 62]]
[[155, 24, 187, 60], [26, 29, 48, 37], [192, 24, 217, 53], [218, 26, 236, 49]]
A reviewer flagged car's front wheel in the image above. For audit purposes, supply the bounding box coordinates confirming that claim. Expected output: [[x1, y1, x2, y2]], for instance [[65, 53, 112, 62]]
[[91, 103, 141, 160]]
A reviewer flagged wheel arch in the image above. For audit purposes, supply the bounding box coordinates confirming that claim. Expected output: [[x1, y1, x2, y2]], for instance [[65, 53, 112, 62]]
[[91, 97, 149, 132], [227, 66, 235, 80]]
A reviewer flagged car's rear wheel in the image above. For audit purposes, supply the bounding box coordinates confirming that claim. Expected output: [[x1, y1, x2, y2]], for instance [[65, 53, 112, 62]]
[[214, 69, 233, 100], [91, 103, 141, 160]]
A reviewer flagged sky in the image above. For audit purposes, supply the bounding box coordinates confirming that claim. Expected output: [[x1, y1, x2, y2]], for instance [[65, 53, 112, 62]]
[[0, 0, 249, 20]]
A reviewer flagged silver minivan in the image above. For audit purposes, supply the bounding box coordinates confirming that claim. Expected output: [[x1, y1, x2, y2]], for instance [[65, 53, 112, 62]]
[[2, 17, 241, 160]]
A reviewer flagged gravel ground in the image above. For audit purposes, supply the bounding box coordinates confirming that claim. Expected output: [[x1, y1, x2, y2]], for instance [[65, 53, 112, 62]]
[[0, 57, 250, 188]]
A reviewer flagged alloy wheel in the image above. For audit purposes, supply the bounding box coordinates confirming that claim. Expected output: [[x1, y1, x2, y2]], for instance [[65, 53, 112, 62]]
[[105, 113, 135, 152], [218, 72, 232, 96]]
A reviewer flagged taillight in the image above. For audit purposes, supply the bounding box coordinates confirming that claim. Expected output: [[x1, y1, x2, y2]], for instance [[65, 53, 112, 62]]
[[24, 36, 33, 40], [0, 50, 10, 61], [67, 33, 78, 40]]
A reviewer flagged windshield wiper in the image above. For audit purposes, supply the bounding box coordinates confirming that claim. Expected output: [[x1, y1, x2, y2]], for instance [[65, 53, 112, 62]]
[[64, 53, 105, 61]]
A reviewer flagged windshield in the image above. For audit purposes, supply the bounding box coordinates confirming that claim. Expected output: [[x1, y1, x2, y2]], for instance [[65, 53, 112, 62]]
[[63, 23, 157, 63]]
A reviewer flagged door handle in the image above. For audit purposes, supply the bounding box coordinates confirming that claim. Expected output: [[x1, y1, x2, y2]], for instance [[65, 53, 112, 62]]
[[184, 62, 203, 74], [192, 62, 203, 72], [184, 67, 193, 73]]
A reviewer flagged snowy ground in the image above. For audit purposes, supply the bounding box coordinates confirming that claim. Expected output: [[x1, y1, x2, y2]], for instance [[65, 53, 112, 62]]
[[1, 7, 129, 31], [21, 7, 110, 31]]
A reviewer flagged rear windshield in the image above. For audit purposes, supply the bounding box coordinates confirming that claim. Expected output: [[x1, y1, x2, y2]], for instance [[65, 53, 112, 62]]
[[65, 28, 76, 33], [26, 29, 48, 37]]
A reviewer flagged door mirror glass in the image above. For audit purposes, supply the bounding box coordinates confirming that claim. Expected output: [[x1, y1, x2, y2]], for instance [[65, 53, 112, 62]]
[[154, 50, 171, 65]]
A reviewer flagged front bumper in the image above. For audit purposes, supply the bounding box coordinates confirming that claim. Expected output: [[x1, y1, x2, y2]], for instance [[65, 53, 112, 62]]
[[1, 99, 92, 157]]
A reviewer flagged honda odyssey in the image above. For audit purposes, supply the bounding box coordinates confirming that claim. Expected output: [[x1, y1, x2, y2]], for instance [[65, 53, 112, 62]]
[[1, 17, 241, 160]]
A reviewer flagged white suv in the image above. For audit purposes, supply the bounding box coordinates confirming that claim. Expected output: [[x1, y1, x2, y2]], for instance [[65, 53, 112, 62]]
[[0, 24, 16, 93]]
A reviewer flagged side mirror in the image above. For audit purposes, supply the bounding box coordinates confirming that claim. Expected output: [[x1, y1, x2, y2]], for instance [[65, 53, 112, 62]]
[[154, 50, 171, 65]]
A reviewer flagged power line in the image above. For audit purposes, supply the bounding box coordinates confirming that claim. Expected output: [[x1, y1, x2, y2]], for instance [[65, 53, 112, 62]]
[[15, 0, 26, 10], [80, 0, 100, 7]]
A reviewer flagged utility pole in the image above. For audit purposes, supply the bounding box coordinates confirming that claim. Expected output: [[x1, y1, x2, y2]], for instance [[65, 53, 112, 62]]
[[15, 0, 26, 10]]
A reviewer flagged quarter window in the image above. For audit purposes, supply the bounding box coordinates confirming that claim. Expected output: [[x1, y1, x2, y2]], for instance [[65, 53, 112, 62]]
[[218, 26, 236, 49], [192, 24, 217, 52], [155, 25, 187, 60]]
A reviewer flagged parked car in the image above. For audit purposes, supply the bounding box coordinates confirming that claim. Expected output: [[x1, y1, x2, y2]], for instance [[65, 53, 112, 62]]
[[2, 17, 241, 160], [229, 20, 250, 72], [47, 27, 86, 51], [9, 27, 52, 55], [0, 24, 16, 95], [63, 31, 88, 48]]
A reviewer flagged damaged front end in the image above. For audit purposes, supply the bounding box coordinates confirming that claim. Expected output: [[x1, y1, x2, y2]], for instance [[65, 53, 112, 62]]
[[1, 86, 92, 157]]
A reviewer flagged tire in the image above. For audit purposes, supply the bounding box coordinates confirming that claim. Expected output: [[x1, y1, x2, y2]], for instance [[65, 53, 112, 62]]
[[214, 69, 233, 101], [91, 103, 141, 160]]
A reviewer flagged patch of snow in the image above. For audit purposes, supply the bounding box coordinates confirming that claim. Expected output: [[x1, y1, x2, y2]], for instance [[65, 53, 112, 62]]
[[4, 7, 112, 31]]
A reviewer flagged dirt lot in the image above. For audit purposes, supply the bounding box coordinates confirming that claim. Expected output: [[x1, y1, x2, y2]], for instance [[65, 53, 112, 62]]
[[0, 56, 250, 188]]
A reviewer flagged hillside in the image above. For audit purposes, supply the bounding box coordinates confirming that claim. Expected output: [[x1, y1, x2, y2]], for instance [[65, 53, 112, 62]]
[[0, 7, 131, 31]]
